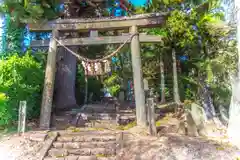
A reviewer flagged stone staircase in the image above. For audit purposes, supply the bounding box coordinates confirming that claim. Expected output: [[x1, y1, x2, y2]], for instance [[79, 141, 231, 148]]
[[52, 102, 136, 130], [44, 130, 118, 160]]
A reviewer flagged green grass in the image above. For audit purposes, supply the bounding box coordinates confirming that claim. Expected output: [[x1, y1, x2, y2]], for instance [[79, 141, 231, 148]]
[[0, 126, 18, 140], [116, 121, 137, 130], [156, 120, 161, 127]]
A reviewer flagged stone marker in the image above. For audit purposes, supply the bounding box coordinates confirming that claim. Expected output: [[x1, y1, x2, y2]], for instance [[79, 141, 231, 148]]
[[143, 78, 149, 91], [118, 91, 125, 102], [18, 101, 27, 135], [177, 103, 208, 137], [190, 103, 207, 136]]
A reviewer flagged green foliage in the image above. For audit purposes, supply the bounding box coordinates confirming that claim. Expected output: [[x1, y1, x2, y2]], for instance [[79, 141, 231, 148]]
[[0, 53, 44, 127], [0, 0, 60, 25], [139, 0, 236, 111], [5, 17, 25, 53], [76, 64, 102, 103], [0, 93, 12, 126], [103, 73, 121, 97]]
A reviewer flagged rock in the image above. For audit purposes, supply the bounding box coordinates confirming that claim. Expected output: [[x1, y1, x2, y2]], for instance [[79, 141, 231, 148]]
[[48, 149, 68, 157], [64, 142, 81, 149], [73, 135, 116, 142], [190, 103, 206, 126], [29, 133, 47, 142], [97, 157, 116, 160], [91, 148, 116, 155], [27, 122, 37, 128], [80, 142, 116, 148], [67, 148, 115, 156], [53, 142, 63, 148], [186, 113, 199, 137], [65, 155, 79, 160], [176, 112, 199, 136], [118, 91, 125, 102], [72, 136, 85, 142], [177, 120, 186, 135], [76, 156, 97, 160], [143, 78, 149, 91], [44, 156, 97, 160], [44, 157, 65, 160], [67, 148, 91, 155], [190, 103, 208, 136], [57, 136, 73, 142]]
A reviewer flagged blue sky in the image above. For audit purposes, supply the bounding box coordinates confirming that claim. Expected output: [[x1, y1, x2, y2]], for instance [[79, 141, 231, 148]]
[[128, 0, 149, 7]]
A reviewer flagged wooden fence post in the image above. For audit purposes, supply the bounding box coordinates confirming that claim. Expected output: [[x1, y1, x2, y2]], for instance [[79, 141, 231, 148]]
[[147, 89, 157, 136], [18, 101, 27, 135], [130, 25, 147, 127], [39, 29, 58, 129]]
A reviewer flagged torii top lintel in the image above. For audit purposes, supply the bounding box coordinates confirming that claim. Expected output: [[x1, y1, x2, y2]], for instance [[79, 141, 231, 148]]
[[28, 12, 168, 32]]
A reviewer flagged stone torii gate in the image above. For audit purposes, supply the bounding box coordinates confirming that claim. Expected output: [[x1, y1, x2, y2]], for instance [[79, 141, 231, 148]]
[[29, 12, 168, 129]]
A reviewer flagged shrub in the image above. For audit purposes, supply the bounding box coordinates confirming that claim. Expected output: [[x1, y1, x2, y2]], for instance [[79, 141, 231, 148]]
[[0, 93, 12, 127], [0, 54, 44, 127]]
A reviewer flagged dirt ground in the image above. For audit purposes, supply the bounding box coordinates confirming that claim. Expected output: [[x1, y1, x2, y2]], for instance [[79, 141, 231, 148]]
[[0, 133, 44, 160], [0, 129, 240, 160], [119, 131, 240, 160], [1, 115, 240, 160]]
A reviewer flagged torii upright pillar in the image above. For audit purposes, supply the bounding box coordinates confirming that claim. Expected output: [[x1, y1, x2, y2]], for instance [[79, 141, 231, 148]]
[[39, 29, 58, 129], [130, 25, 147, 127]]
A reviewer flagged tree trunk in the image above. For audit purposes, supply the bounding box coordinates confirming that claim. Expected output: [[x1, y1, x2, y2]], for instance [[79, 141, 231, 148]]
[[227, 0, 240, 148], [172, 47, 180, 105], [84, 75, 88, 104], [54, 47, 78, 109], [228, 78, 240, 148], [54, 2, 78, 110], [199, 80, 216, 120], [160, 53, 165, 103]]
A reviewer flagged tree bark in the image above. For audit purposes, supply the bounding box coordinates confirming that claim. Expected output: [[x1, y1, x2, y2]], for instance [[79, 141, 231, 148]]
[[199, 79, 216, 120], [84, 75, 88, 104], [227, 0, 240, 148], [54, 2, 78, 110], [228, 78, 240, 148], [54, 46, 78, 109], [172, 47, 180, 105]]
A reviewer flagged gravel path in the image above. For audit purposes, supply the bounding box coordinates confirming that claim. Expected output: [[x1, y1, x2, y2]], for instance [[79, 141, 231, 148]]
[[119, 133, 240, 160]]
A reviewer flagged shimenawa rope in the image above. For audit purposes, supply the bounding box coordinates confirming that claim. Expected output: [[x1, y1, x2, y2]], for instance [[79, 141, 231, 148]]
[[52, 33, 138, 63]]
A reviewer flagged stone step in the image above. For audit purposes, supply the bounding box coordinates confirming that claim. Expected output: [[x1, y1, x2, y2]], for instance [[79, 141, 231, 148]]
[[55, 113, 135, 120], [57, 135, 116, 142], [66, 109, 135, 115], [53, 141, 116, 149], [48, 148, 116, 157], [58, 130, 116, 136], [44, 155, 116, 160], [77, 113, 135, 118]]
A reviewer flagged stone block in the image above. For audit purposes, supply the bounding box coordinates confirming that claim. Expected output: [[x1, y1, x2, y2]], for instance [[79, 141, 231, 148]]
[[48, 149, 68, 157], [68, 148, 91, 156], [64, 142, 81, 149], [53, 142, 63, 148], [65, 155, 79, 160], [58, 136, 73, 142]]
